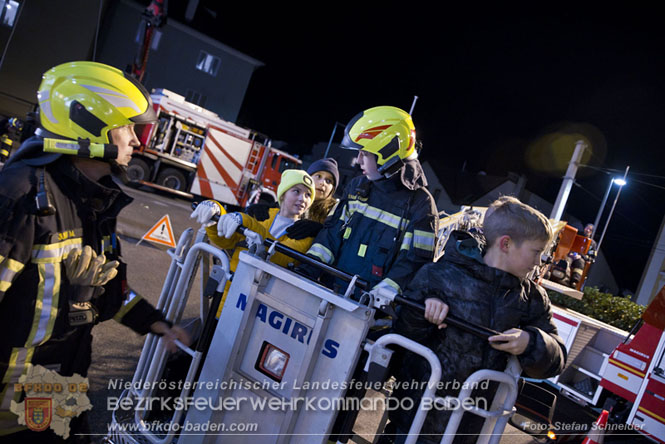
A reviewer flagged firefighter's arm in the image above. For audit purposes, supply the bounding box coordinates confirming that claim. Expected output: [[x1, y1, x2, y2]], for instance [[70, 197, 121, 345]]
[[93, 260, 162, 333], [149, 321, 191, 353], [383, 195, 438, 294], [269, 234, 316, 268], [99, 260, 190, 350], [306, 193, 348, 266], [0, 192, 33, 304]]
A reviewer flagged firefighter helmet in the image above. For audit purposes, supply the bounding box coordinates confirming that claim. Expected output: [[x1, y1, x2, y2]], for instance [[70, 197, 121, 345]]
[[340, 106, 416, 169], [37, 61, 156, 144]]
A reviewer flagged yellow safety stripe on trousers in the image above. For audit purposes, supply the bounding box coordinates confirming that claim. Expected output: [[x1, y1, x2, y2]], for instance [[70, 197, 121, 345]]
[[0, 347, 34, 411], [113, 291, 143, 322], [24, 262, 61, 348], [413, 229, 436, 251], [32, 238, 83, 264], [0, 256, 25, 294], [307, 243, 334, 264], [346, 201, 410, 230]]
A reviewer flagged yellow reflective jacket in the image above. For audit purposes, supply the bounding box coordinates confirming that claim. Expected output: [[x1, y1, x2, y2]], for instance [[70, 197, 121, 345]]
[[206, 207, 315, 316]]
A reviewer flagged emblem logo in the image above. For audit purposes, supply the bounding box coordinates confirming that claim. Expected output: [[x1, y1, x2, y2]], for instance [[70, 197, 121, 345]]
[[25, 397, 52, 432]]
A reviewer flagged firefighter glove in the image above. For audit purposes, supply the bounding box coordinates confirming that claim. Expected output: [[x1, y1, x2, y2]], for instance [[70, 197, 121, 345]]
[[218, 212, 243, 238], [64, 245, 119, 287], [286, 219, 323, 240], [190, 200, 222, 225]]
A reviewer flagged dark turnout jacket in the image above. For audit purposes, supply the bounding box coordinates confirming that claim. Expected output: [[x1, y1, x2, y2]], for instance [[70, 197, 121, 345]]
[[0, 144, 164, 435], [390, 230, 566, 443], [307, 158, 438, 295]]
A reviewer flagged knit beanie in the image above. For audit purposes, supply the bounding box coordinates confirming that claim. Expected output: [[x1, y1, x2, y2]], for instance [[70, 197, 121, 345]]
[[307, 157, 340, 191], [276, 169, 316, 203]]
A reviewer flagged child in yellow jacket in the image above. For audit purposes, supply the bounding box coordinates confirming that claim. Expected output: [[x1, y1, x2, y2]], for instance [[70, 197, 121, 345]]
[[190, 169, 317, 315]]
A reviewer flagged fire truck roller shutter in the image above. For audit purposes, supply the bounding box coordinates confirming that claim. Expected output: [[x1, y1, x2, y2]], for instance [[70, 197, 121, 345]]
[[126, 157, 151, 182], [156, 167, 188, 191]]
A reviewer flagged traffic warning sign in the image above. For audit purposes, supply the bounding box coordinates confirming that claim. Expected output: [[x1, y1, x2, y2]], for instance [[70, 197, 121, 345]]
[[139, 214, 176, 248]]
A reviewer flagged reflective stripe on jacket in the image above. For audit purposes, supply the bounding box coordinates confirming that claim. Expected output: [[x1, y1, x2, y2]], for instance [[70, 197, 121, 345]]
[[307, 167, 438, 294], [0, 151, 163, 433]]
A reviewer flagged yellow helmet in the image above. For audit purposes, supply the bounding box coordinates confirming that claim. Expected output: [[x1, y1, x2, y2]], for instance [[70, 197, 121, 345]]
[[37, 61, 156, 144], [340, 106, 416, 173]]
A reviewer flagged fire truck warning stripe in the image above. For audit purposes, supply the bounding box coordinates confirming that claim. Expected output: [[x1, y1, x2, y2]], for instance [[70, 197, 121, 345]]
[[552, 312, 580, 327], [207, 132, 244, 171], [608, 358, 646, 378], [203, 145, 238, 190], [638, 406, 665, 425], [195, 163, 213, 197]]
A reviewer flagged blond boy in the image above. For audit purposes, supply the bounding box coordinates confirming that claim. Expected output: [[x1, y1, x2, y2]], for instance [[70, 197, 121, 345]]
[[384, 196, 566, 444]]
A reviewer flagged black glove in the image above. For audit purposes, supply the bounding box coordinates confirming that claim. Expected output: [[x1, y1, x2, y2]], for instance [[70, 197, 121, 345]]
[[294, 261, 321, 281], [286, 219, 324, 240], [245, 202, 278, 221]]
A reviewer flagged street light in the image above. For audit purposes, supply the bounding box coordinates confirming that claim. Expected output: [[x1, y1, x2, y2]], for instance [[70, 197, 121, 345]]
[[594, 166, 629, 254], [591, 177, 626, 240]]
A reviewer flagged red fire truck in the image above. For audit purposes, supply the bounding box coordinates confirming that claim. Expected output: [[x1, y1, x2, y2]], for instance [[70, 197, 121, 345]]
[[129, 88, 301, 208]]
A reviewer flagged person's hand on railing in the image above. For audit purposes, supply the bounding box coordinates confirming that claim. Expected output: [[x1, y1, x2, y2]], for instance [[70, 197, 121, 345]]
[[488, 328, 529, 355], [217, 212, 243, 238], [190, 200, 222, 226], [424, 298, 449, 329], [150, 321, 192, 353]]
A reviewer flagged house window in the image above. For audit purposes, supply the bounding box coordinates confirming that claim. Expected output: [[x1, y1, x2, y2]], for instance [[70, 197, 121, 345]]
[[195, 51, 220, 76], [185, 89, 207, 107], [1, 0, 20, 27]]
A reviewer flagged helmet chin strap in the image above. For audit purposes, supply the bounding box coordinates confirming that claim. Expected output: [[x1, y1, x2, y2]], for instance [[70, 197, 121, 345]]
[[378, 156, 404, 178]]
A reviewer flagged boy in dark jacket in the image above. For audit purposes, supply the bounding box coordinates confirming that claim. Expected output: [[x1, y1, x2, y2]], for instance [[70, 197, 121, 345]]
[[385, 196, 566, 444]]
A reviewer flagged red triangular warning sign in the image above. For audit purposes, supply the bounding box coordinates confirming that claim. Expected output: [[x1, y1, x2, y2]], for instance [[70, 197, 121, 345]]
[[140, 214, 176, 248]]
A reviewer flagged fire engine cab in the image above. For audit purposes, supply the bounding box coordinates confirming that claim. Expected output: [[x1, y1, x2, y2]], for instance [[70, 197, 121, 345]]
[[130, 89, 300, 207]]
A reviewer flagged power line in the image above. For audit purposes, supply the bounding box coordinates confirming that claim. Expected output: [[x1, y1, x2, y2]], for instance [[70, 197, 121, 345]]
[[631, 178, 665, 191], [580, 164, 665, 181], [571, 181, 655, 235]]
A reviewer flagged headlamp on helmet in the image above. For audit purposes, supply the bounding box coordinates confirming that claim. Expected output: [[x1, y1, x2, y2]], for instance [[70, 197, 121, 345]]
[[36, 61, 156, 160]]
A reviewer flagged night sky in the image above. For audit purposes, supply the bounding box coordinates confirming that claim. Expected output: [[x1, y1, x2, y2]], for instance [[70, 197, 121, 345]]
[[161, 1, 665, 293]]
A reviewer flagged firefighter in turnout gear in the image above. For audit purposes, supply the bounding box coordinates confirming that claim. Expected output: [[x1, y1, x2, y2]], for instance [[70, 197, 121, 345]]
[[304, 106, 438, 298], [0, 61, 189, 442], [301, 106, 438, 443]]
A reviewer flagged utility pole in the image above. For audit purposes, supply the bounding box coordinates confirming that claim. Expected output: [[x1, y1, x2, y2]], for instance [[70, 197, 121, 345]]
[[596, 166, 630, 253], [550, 140, 587, 222]]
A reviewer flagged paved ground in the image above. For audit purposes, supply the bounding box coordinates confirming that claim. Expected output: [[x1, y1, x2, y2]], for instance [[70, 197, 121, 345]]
[[84, 183, 536, 443]]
